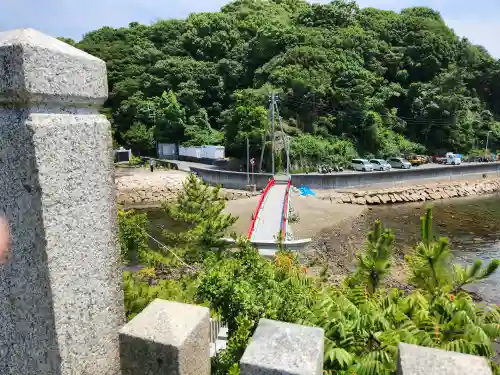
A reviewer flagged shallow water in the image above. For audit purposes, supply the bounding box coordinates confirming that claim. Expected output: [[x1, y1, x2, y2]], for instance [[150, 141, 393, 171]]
[[360, 194, 500, 304]]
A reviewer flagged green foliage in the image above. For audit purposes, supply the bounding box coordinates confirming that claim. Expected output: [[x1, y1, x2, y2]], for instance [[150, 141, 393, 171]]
[[74, 0, 500, 158], [121, 123, 155, 155], [161, 174, 237, 262], [290, 134, 358, 169], [122, 271, 197, 320], [127, 155, 143, 166], [118, 209, 149, 264], [406, 207, 500, 295], [197, 240, 316, 374], [303, 207, 500, 375], [347, 220, 394, 293]]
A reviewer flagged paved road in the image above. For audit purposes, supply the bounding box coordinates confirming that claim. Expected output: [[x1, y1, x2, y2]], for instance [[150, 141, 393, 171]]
[[306, 162, 493, 176], [151, 158, 218, 172], [251, 184, 288, 243]]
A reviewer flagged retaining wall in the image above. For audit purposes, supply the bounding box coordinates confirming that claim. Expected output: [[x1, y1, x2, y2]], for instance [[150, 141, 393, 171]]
[[192, 163, 500, 190], [191, 167, 273, 190]]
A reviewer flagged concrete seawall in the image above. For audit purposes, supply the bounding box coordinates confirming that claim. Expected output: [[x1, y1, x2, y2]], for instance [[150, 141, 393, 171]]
[[191, 167, 273, 189], [192, 163, 500, 190]]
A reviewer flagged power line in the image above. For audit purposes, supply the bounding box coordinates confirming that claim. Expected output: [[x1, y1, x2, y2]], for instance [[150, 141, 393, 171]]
[[131, 223, 196, 270]]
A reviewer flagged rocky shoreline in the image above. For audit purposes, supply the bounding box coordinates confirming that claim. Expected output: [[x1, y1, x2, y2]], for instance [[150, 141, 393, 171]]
[[115, 169, 258, 206], [316, 177, 500, 205]]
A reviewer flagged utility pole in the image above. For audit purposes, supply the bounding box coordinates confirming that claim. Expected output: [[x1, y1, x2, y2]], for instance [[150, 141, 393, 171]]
[[271, 92, 276, 175], [286, 136, 291, 175], [485, 130, 492, 158], [259, 96, 272, 173], [246, 137, 250, 184]]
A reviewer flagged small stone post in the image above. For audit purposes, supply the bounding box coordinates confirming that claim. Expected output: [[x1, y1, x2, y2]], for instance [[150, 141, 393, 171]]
[[240, 319, 324, 375], [119, 299, 210, 375], [397, 343, 493, 375], [0, 28, 124, 375]]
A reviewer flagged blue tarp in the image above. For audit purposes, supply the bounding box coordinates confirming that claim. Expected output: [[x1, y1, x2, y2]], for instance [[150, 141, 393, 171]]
[[298, 186, 316, 196]]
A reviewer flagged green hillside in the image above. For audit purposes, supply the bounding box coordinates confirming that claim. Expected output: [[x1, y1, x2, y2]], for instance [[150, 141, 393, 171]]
[[68, 0, 500, 165]]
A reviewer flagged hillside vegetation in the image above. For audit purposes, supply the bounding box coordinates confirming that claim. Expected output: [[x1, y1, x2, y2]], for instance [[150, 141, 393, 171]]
[[68, 0, 500, 166]]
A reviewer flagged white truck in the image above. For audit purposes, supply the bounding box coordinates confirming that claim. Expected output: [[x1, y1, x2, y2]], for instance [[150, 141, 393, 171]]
[[436, 152, 461, 165]]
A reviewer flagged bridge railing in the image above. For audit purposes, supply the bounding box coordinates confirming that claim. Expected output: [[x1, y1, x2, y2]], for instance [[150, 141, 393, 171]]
[[247, 178, 275, 239], [281, 178, 292, 241]]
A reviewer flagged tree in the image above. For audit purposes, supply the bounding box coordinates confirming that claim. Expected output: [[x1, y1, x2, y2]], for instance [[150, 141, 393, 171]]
[[154, 91, 187, 143], [121, 123, 155, 155], [161, 174, 237, 262]]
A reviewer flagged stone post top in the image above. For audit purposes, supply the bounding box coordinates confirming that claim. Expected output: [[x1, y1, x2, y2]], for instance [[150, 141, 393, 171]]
[[119, 299, 210, 347], [397, 343, 493, 375], [0, 28, 108, 106], [240, 319, 324, 375]]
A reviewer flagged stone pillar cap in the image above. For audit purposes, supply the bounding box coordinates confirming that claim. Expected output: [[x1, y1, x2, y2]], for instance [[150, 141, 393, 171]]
[[0, 28, 108, 105]]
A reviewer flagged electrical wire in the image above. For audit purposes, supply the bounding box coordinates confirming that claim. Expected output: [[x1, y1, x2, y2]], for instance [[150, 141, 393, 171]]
[[132, 223, 196, 270]]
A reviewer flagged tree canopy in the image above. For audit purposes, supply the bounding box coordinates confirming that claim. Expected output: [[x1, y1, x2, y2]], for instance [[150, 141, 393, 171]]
[[74, 0, 500, 163]]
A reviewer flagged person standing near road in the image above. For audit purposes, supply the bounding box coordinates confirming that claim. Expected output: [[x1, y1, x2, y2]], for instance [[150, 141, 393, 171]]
[[149, 158, 154, 173]]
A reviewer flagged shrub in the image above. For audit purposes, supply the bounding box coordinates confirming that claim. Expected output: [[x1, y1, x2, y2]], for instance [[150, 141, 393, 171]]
[[118, 209, 149, 264], [161, 173, 237, 262]]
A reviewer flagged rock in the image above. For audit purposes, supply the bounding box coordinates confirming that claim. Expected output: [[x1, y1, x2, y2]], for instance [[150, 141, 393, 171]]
[[341, 195, 351, 203], [379, 194, 390, 204], [393, 194, 403, 203], [430, 192, 441, 200], [356, 197, 367, 205]]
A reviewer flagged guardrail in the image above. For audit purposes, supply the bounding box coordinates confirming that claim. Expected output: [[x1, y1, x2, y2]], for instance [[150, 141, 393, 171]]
[[291, 162, 500, 189], [190, 167, 273, 190], [140, 157, 180, 170], [192, 163, 500, 190], [247, 178, 275, 240], [281, 178, 292, 241]]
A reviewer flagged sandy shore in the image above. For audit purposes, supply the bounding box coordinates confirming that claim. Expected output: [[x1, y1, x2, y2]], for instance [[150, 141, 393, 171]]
[[224, 193, 366, 238]]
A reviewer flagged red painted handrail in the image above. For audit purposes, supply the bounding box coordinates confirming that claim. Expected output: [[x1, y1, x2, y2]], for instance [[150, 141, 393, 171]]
[[247, 178, 275, 239], [281, 179, 292, 240]]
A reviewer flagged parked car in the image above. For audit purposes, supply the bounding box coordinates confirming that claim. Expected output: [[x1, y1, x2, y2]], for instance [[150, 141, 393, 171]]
[[434, 152, 461, 165], [387, 157, 411, 169], [351, 159, 374, 172], [369, 159, 392, 171], [407, 155, 426, 166]]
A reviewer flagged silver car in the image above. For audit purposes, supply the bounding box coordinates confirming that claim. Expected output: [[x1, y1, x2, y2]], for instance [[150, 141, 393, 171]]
[[387, 157, 411, 169], [351, 158, 374, 172], [370, 159, 392, 171]]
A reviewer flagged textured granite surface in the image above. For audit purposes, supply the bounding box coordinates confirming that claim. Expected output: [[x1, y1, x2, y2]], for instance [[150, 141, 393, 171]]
[[397, 343, 493, 375], [119, 299, 210, 375], [240, 319, 324, 375], [0, 29, 123, 375], [0, 28, 107, 105]]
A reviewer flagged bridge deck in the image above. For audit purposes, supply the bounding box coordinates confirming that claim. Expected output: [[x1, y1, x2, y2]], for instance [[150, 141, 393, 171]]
[[251, 183, 288, 243]]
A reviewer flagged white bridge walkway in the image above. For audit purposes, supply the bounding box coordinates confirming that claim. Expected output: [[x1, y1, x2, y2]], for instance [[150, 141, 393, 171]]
[[250, 182, 288, 243]]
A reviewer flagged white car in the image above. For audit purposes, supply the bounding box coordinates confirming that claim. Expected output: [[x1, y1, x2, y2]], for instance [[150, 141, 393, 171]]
[[387, 157, 412, 169], [351, 159, 374, 172], [370, 159, 392, 171]]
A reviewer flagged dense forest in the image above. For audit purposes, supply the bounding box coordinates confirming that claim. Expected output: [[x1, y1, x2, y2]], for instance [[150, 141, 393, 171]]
[[66, 0, 500, 166]]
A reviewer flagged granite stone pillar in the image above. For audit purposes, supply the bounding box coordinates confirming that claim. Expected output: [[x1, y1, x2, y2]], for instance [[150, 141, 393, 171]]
[[119, 299, 210, 375], [397, 343, 493, 375], [0, 28, 124, 375], [240, 319, 324, 375]]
